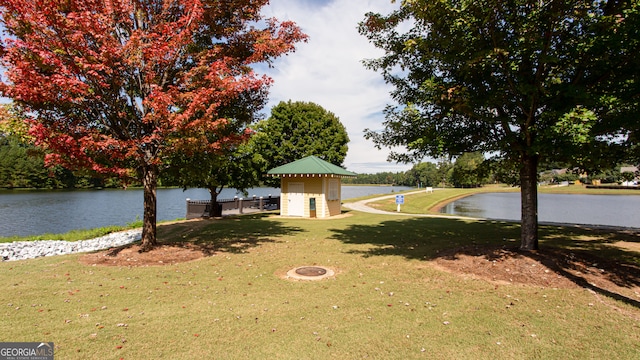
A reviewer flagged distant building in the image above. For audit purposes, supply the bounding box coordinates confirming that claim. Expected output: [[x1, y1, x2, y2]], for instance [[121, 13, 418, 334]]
[[267, 156, 357, 218], [620, 166, 639, 174]]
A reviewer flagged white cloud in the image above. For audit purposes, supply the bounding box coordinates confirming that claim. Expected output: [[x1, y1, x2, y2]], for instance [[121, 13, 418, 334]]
[[259, 0, 414, 174]]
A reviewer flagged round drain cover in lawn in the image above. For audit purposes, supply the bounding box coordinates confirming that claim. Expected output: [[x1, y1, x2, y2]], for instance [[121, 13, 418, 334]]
[[286, 266, 335, 281], [295, 266, 327, 276]]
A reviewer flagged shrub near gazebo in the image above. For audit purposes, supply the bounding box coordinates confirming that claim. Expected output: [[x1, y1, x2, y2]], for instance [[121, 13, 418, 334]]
[[267, 156, 357, 218]]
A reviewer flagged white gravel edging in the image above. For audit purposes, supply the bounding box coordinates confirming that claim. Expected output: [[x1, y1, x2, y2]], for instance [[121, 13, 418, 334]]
[[0, 229, 142, 262]]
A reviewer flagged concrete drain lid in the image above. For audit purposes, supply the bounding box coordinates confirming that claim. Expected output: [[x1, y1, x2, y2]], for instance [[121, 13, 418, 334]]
[[296, 266, 326, 276], [286, 266, 335, 281]]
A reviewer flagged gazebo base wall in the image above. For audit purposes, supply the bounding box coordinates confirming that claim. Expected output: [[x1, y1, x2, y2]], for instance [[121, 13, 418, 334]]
[[280, 176, 342, 218]]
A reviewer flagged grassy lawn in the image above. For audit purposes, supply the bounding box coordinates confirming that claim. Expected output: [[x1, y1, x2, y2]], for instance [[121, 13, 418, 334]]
[[1, 211, 639, 359]]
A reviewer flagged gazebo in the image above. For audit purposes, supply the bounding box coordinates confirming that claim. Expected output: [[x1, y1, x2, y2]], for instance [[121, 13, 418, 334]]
[[267, 156, 357, 218]]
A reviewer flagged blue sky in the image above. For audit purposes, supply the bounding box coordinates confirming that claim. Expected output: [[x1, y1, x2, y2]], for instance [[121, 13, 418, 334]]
[[259, 0, 413, 174]]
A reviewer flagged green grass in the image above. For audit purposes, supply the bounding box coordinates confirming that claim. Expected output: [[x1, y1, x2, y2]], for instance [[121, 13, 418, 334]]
[[538, 184, 640, 195], [1, 212, 639, 359], [342, 187, 420, 203], [366, 186, 514, 214], [0, 225, 135, 243], [0, 220, 147, 243]]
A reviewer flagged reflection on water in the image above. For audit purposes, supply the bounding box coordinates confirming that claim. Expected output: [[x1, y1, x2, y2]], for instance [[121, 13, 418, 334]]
[[441, 192, 640, 228], [0, 185, 412, 237]]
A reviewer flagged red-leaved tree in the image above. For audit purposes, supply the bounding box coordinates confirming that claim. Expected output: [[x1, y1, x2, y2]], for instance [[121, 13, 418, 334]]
[[0, 0, 307, 250]]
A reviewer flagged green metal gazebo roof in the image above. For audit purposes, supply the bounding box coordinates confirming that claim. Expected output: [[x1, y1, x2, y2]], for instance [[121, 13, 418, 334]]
[[267, 156, 357, 178]]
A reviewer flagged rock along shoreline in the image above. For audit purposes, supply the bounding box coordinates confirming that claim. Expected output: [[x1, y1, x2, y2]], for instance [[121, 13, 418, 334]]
[[0, 229, 142, 262]]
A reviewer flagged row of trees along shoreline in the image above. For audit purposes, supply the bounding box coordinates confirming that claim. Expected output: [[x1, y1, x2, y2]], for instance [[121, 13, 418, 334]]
[[2, 128, 636, 191], [345, 154, 638, 189]]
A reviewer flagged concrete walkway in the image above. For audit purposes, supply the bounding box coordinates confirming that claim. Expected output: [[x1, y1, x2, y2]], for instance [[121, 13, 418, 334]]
[[219, 207, 265, 217]]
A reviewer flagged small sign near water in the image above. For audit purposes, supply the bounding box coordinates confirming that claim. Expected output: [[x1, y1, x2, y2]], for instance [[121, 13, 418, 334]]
[[395, 194, 404, 212]]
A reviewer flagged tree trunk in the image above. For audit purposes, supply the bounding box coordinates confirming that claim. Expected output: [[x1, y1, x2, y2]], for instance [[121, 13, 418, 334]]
[[209, 188, 221, 218], [519, 153, 539, 251], [139, 163, 158, 252]]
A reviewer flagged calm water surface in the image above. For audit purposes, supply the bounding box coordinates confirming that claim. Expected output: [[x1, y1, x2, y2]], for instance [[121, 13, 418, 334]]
[[0, 186, 412, 237], [440, 192, 640, 228]]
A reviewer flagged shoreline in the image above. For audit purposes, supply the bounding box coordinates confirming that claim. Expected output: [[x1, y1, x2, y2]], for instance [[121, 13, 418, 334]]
[[347, 188, 640, 233], [0, 229, 142, 262], [428, 192, 477, 213]]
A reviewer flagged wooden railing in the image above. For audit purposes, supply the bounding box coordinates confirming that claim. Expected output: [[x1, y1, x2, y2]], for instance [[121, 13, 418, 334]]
[[186, 196, 280, 219]]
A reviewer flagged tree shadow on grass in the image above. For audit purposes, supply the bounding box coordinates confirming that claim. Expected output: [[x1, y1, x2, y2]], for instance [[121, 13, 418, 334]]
[[329, 216, 522, 260], [328, 216, 640, 308], [535, 225, 640, 308], [99, 214, 305, 261], [157, 213, 305, 254]]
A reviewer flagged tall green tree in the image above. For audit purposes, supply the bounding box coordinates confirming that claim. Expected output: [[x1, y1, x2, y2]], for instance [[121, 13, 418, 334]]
[[406, 161, 440, 187], [0, 104, 58, 188], [162, 91, 268, 216], [360, 1, 639, 250], [451, 152, 487, 188], [163, 142, 264, 215], [252, 100, 350, 186]]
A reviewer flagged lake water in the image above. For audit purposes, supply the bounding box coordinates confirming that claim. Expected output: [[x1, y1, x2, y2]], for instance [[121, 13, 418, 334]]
[[0, 186, 413, 237], [440, 192, 640, 229]]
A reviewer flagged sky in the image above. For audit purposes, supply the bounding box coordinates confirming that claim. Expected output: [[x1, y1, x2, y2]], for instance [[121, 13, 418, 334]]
[[258, 0, 413, 174]]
